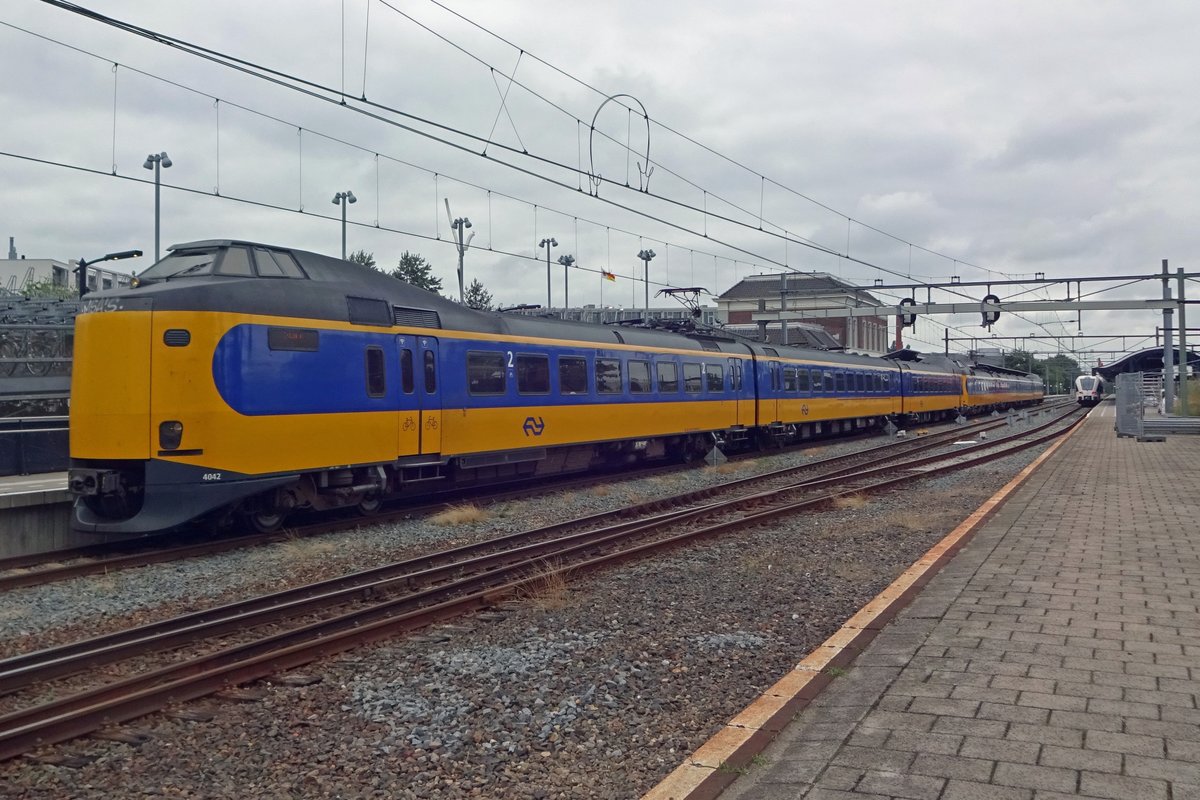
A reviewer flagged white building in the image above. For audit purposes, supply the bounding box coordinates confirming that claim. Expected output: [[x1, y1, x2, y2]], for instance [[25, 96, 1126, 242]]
[[2, 237, 133, 294]]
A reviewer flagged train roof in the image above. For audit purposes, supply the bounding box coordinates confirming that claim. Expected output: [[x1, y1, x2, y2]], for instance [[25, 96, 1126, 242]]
[[99, 241, 901, 364]]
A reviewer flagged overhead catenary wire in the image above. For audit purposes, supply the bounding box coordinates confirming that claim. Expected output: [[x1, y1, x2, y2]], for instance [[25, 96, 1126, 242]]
[[0, 17, 791, 291], [21, 3, 1083, 351], [419, 0, 1026, 284]]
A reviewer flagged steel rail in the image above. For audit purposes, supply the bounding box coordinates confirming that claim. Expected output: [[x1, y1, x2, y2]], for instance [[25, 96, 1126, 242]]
[[0, 406, 1047, 591], [0, 406, 1070, 693], [0, 411, 1079, 761]]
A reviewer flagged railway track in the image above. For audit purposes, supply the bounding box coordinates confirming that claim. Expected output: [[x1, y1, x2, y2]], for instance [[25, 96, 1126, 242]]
[[0, 406, 1067, 592], [0, 403, 1082, 762]]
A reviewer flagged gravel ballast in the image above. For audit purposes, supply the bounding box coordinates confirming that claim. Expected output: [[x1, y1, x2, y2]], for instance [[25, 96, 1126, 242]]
[[0, 420, 1057, 799]]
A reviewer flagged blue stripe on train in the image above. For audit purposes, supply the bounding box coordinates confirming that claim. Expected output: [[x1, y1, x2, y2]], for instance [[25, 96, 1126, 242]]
[[213, 325, 411, 415]]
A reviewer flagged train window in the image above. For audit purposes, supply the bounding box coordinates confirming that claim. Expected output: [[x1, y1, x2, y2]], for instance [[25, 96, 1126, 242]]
[[856, 373, 865, 392], [559, 356, 588, 394], [835, 372, 846, 393], [683, 362, 703, 393], [797, 369, 810, 393], [595, 358, 622, 394], [811, 370, 822, 392], [657, 361, 679, 392], [732, 363, 743, 391], [348, 296, 393, 326], [252, 248, 285, 277], [135, 249, 217, 282], [424, 350, 437, 393], [874, 374, 882, 392], [824, 371, 835, 393], [218, 247, 255, 277], [882, 374, 890, 391], [783, 367, 797, 392], [706, 364, 724, 392], [467, 351, 505, 394], [365, 347, 386, 397], [517, 354, 550, 395], [253, 248, 306, 278], [400, 350, 414, 394], [628, 360, 652, 394]]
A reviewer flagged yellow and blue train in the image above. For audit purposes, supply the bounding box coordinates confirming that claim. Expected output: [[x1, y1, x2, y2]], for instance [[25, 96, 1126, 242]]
[[68, 240, 1043, 535]]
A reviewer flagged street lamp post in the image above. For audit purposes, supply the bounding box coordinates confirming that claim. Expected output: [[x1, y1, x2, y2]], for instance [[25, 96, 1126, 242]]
[[142, 152, 172, 263], [332, 190, 357, 259], [445, 200, 474, 304], [637, 249, 656, 310], [74, 249, 142, 298], [539, 238, 558, 308], [557, 254, 575, 308]]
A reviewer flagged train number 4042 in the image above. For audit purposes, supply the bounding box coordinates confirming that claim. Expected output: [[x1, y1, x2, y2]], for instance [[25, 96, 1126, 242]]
[[201, 473, 223, 481]]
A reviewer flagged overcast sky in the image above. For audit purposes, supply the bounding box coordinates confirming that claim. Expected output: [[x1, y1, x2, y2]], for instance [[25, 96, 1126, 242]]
[[2, 0, 1198, 362]]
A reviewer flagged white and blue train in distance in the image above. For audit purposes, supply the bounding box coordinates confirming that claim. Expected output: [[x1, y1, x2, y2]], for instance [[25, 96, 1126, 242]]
[[1075, 374, 1105, 406]]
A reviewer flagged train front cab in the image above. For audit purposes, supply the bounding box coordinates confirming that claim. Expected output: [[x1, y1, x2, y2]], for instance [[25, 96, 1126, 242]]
[[69, 301, 299, 534]]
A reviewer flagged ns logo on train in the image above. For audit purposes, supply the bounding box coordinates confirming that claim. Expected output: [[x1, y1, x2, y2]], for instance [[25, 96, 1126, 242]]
[[523, 416, 546, 436]]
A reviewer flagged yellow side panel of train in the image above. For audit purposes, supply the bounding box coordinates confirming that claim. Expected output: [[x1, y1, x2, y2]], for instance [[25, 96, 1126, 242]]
[[440, 400, 736, 455], [71, 311, 153, 459], [149, 311, 400, 476]]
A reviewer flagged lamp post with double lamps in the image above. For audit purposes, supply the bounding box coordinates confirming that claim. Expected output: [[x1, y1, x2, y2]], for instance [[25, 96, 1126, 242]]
[[142, 152, 172, 263], [332, 190, 357, 259], [539, 237, 557, 308], [637, 249, 656, 310], [557, 254, 575, 308]]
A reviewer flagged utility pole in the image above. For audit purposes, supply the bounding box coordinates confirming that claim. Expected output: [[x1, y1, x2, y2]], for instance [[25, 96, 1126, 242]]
[[780, 272, 789, 346], [539, 238, 558, 307], [445, 200, 473, 304], [1179, 267, 1190, 415], [1163, 259, 1175, 414]]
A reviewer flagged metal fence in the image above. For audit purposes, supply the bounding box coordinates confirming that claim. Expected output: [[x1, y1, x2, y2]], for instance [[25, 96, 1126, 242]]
[[1116, 371, 1200, 440], [0, 299, 77, 475]]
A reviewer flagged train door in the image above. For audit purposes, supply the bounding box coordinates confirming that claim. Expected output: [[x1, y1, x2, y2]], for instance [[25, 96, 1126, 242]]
[[728, 356, 751, 426], [396, 335, 420, 457], [761, 359, 780, 423], [418, 336, 442, 454]]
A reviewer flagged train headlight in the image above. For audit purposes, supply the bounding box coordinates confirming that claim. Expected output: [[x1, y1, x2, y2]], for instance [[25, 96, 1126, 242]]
[[159, 420, 184, 450]]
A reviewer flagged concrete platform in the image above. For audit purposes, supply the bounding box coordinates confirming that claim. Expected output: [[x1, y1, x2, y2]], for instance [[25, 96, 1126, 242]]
[[648, 406, 1200, 800], [0, 471, 74, 557]]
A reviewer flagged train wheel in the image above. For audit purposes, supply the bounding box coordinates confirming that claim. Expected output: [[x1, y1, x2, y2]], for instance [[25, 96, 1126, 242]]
[[244, 508, 284, 533], [356, 494, 382, 516]]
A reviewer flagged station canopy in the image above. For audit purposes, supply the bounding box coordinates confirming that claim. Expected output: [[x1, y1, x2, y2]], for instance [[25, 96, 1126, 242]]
[[1094, 347, 1199, 382]]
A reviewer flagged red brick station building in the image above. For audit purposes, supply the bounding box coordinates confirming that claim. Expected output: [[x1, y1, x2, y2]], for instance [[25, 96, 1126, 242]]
[[716, 272, 891, 354]]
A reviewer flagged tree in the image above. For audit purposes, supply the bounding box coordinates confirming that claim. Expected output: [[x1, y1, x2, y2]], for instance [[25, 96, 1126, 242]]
[[347, 249, 376, 270], [389, 251, 442, 294], [463, 278, 495, 311], [21, 278, 75, 300]]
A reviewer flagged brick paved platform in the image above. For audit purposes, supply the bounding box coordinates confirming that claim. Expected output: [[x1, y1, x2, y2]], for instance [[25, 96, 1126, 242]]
[[717, 407, 1200, 800]]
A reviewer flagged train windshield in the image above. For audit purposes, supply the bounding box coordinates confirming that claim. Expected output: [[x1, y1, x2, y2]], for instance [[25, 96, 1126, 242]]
[[135, 249, 219, 283], [1078, 377, 1098, 390]]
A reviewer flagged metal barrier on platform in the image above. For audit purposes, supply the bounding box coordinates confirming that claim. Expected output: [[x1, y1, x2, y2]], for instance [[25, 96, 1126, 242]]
[[1116, 372, 1200, 440], [0, 416, 70, 475]]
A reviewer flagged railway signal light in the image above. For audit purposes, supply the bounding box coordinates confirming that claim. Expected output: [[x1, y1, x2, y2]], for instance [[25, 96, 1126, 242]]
[[981, 293, 1001, 328]]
